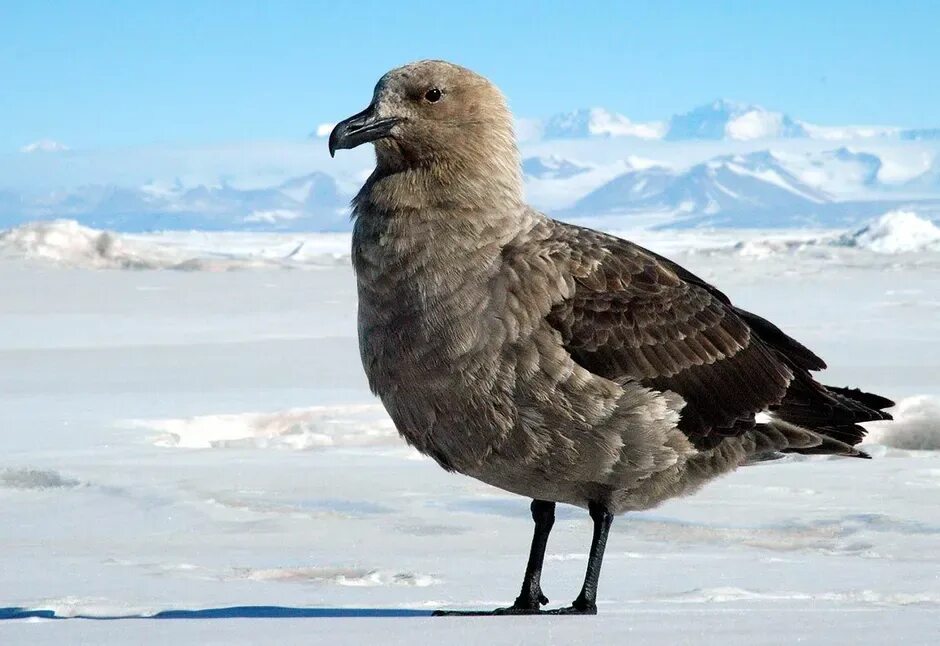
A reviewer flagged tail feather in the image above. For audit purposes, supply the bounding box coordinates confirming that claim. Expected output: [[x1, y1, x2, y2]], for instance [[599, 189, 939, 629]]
[[823, 385, 895, 412], [747, 419, 870, 461], [772, 374, 894, 451]]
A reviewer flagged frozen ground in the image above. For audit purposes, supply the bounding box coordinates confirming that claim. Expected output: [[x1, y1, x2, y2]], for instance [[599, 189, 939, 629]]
[[1, 222, 938, 644]]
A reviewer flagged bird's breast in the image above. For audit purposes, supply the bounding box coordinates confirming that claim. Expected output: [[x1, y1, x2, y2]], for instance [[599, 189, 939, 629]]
[[351, 216, 517, 468]]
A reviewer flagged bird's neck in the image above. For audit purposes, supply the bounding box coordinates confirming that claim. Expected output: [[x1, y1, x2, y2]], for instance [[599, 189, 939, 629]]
[[356, 148, 524, 215]]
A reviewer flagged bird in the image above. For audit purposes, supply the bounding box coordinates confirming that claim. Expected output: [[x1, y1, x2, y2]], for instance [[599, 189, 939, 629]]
[[328, 60, 894, 615]]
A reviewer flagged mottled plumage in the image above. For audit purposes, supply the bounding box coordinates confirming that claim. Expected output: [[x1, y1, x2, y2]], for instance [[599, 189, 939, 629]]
[[329, 60, 894, 615]]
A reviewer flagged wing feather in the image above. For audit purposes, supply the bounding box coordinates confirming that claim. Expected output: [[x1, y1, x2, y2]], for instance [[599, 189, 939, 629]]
[[544, 222, 796, 448]]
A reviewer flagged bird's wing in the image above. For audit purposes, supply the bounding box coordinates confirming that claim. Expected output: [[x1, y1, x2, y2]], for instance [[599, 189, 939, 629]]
[[544, 220, 806, 448]]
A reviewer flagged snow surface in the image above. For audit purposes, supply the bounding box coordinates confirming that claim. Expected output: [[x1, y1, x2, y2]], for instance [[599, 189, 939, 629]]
[[0, 227, 938, 644]]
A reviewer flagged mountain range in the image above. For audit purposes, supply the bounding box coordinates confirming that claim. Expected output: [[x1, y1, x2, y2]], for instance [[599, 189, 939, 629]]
[[5, 99, 940, 231]]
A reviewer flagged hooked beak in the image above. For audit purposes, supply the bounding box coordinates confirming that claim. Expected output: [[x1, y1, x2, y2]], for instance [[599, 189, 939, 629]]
[[328, 105, 401, 157]]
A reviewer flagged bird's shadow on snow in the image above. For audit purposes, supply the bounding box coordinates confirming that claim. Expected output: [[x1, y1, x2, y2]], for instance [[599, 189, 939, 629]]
[[0, 606, 434, 620]]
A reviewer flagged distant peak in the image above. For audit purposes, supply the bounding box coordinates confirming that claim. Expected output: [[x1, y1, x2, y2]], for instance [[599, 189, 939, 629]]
[[666, 100, 805, 141], [542, 107, 665, 140]]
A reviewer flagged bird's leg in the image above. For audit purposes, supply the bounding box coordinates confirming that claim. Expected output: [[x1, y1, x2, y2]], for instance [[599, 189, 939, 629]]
[[500, 499, 556, 613], [434, 499, 555, 616], [547, 501, 613, 615]]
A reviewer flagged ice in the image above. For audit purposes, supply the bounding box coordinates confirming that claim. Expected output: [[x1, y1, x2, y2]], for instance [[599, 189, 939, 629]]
[[839, 210, 940, 253], [0, 227, 937, 644]]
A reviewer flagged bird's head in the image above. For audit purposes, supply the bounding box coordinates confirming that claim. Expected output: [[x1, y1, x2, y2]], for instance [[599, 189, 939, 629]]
[[329, 60, 521, 203]]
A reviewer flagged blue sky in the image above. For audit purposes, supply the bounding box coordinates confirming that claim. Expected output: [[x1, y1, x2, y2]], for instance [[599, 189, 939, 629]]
[[3, 0, 939, 151]]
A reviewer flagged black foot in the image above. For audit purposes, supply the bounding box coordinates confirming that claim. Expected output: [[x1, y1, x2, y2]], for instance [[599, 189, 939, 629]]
[[433, 593, 549, 617], [512, 589, 549, 609], [543, 599, 597, 615]]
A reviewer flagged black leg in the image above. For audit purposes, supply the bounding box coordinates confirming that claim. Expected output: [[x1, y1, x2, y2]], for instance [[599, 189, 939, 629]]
[[504, 499, 555, 612], [433, 498, 556, 616], [546, 501, 614, 615]]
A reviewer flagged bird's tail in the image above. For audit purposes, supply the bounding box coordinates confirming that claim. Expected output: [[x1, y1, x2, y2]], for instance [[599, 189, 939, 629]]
[[768, 379, 894, 457], [744, 417, 869, 463]]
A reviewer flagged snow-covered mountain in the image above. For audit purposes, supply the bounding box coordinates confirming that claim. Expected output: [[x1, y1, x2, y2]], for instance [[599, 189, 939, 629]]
[[537, 100, 936, 143], [0, 172, 350, 232], [542, 108, 666, 140], [521, 155, 592, 180], [665, 100, 808, 141], [5, 97, 940, 232], [779, 147, 885, 194], [539, 100, 810, 141], [568, 151, 835, 226]]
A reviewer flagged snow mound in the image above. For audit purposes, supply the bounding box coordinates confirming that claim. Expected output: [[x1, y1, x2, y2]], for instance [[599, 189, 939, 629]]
[[0, 219, 184, 269], [695, 212, 940, 259], [729, 238, 823, 258], [865, 396, 940, 451], [128, 404, 400, 450], [838, 211, 940, 253], [0, 220, 349, 270]]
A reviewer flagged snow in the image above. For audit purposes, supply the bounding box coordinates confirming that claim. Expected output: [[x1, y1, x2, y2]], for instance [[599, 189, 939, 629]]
[[866, 396, 940, 451], [243, 209, 302, 224], [0, 226, 937, 643], [725, 110, 786, 141], [542, 108, 666, 140], [128, 404, 399, 450], [799, 123, 901, 141], [839, 210, 940, 253], [0, 219, 184, 269], [0, 220, 351, 270], [4, 132, 940, 231], [666, 100, 806, 141]]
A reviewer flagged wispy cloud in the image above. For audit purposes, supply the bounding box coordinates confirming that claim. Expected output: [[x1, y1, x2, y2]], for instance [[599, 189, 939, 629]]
[[314, 123, 336, 138], [20, 139, 70, 153]]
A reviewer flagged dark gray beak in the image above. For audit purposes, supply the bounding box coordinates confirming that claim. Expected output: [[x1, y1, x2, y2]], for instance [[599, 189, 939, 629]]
[[328, 105, 401, 157]]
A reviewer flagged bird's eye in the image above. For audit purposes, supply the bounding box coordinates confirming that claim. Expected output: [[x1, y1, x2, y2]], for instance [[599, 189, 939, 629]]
[[424, 88, 443, 103]]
